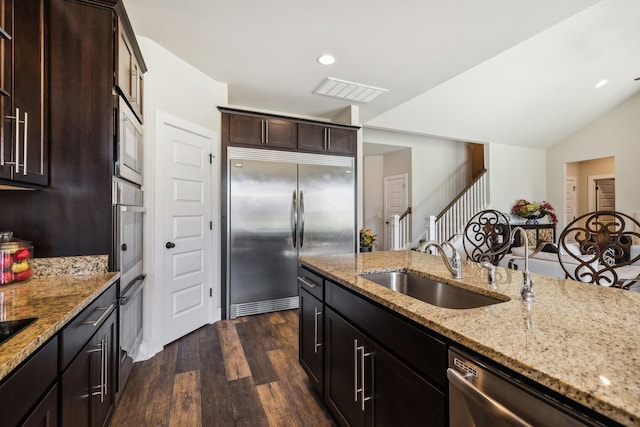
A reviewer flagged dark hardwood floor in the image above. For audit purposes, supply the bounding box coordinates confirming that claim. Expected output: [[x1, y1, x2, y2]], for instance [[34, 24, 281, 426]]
[[109, 310, 335, 426]]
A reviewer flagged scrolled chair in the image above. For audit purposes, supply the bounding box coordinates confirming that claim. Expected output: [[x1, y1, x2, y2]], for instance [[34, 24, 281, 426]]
[[462, 209, 512, 265], [557, 210, 640, 289]]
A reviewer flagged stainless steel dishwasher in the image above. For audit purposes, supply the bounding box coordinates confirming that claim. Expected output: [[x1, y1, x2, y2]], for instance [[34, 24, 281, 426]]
[[447, 347, 603, 427]]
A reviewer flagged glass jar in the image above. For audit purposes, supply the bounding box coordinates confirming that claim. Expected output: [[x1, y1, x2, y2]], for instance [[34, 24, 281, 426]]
[[0, 231, 33, 285]]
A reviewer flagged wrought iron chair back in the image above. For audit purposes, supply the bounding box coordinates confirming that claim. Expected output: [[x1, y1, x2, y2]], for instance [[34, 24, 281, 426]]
[[557, 211, 640, 288], [462, 210, 512, 265]]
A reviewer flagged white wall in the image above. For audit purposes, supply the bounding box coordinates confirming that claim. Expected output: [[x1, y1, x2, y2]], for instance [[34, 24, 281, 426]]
[[487, 143, 547, 213], [363, 155, 384, 247], [546, 91, 640, 229], [137, 37, 228, 359], [363, 128, 469, 242]]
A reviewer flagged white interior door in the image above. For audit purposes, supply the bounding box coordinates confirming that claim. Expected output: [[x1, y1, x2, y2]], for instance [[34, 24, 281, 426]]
[[595, 178, 615, 210], [158, 117, 215, 345], [565, 176, 577, 224], [383, 174, 408, 250]]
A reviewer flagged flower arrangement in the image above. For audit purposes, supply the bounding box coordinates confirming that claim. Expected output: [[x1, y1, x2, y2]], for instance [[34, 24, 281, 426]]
[[511, 199, 558, 225], [359, 228, 377, 248]]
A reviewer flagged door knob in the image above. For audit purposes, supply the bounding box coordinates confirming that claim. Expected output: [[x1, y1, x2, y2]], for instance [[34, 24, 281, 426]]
[[165, 241, 176, 249], [121, 243, 128, 251]]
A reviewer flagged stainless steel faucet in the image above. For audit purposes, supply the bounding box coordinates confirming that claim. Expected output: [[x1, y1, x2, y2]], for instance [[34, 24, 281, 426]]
[[417, 241, 463, 279], [509, 226, 534, 301]]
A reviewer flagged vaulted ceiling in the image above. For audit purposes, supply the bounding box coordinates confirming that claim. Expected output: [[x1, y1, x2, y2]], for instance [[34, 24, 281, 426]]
[[123, 0, 640, 149]]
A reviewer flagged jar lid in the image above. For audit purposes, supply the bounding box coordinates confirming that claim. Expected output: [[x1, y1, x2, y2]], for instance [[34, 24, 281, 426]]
[[0, 231, 31, 251]]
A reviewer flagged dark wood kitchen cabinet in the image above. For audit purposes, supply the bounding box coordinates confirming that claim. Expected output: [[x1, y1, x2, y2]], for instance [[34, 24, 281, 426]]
[[0, 336, 58, 427], [0, 0, 145, 262], [61, 282, 118, 427], [227, 112, 297, 149], [298, 266, 325, 396], [116, 15, 145, 122], [0, 0, 48, 186], [298, 123, 356, 156], [220, 107, 359, 157], [298, 265, 447, 427]]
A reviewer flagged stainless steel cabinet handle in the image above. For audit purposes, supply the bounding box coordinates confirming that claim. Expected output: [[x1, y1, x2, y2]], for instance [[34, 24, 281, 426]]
[[353, 339, 359, 402], [265, 121, 269, 144], [261, 119, 265, 143], [355, 341, 373, 411], [91, 339, 107, 402], [327, 128, 331, 151], [14, 108, 20, 173], [83, 304, 115, 327], [300, 190, 305, 247], [297, 276, 318, 289], [292, 190, 297, 248], [313, 307, 322, 353], [22, 112, 28, 175], [323, 128, 327, 150]]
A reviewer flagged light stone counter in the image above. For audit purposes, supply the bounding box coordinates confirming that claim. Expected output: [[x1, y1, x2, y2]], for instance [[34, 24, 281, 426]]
[[299, 250, 640, 426], [0, 266, 118, 381]]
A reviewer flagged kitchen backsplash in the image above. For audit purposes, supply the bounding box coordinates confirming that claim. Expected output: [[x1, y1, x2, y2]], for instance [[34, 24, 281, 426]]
[[31, 255, 109, 277]]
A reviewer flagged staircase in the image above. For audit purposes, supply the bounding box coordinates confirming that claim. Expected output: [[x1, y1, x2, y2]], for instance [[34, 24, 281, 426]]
[[428, 169, 488, 243]]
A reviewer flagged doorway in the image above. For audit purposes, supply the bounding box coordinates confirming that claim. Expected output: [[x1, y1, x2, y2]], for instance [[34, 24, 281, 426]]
[[564, 156, 615, 220], [383, 173, 409, 250]]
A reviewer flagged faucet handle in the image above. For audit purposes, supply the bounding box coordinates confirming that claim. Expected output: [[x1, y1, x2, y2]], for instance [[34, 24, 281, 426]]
[[480, 262, 496, 286]]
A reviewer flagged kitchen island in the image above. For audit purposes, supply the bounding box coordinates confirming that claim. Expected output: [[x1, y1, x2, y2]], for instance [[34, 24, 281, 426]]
[[299, 250, 640, 426]]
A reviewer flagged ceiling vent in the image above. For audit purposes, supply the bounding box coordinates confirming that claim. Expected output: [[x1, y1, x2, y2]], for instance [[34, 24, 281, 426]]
[[313, 77, 388, 103]]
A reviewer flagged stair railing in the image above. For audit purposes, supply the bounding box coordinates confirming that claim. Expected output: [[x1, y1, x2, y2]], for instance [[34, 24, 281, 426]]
[[428, 170, 487, 243], [390, 207, 412, 250]]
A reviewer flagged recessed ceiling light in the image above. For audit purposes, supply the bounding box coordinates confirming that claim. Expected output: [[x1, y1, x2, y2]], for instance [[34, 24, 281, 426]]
[[317, 54, 335, 65], [595, 79, 608, 89]]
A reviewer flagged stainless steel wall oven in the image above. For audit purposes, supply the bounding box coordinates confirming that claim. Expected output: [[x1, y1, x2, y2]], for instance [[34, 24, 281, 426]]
[[112, 177, 145, 395]]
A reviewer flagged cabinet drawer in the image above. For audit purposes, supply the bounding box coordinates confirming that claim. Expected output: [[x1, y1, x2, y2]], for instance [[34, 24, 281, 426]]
[[325, 280, 448, 388], [0, 336, 58, 427], [60, 283, 117, 370], [297, 265, 324, 300]]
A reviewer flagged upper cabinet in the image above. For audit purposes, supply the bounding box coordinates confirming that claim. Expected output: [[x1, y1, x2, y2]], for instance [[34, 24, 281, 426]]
[[0, 0, 48, 186], [298, 123, 356, 156], [228, 113, 297, 149], [221, 108, 359, 156], [116, 14, 146, 122]]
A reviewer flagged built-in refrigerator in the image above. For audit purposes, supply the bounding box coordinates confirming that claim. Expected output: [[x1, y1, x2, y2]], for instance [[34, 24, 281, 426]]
[[227, 147, 355, 318]]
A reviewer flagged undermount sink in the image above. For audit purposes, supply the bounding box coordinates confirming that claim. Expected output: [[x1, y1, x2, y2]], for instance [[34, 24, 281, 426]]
[[360, 271, 505, 309]]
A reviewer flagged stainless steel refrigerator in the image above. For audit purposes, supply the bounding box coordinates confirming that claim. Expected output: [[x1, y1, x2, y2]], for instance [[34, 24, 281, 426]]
[[227, 147, 355, 318]]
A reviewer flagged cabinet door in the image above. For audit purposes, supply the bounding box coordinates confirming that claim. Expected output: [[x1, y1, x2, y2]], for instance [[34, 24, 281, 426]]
[[21, 384, 58, 427], [0, 0, 11, 180], [11, 0, 47, 185], [62, 309, 117, 427], [228, 113, 296, 149], [297, 123, 326, 153], [298, 123, 356, 156], [90, 309, 117, 427], [299, 287, 323, 395], [370, 340, 446, 427], [117, 20, 143, 122], [324, 307, 367, 427], [325, 127, 355, 155]]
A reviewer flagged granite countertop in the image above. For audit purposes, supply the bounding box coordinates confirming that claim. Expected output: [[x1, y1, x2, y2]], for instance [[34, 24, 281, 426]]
[[299, 250, 640, 426], [0, 265, 118, 381]]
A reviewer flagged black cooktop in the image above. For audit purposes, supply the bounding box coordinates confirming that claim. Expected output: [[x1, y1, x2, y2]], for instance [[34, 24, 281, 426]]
[[0, 318, 37, 345]]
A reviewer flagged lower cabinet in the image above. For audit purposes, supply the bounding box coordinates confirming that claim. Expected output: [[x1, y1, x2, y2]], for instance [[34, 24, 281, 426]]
[[299, 265, 447, 427], [61, 306, 117, 427], [324, 307, 445, 427], [299, 286, 324, 395], [21, 384, 58, 427]]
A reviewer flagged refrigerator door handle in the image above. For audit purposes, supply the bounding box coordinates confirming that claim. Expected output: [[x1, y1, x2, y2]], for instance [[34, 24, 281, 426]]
[[292, 190, 297, 248], [300, 190, 305, 247]]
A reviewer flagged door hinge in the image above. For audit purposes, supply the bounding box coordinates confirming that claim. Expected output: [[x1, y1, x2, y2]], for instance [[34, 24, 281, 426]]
[[209, 288, 213, 297], [210, 221, 213, 230], [209, 153, 214, 164]]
